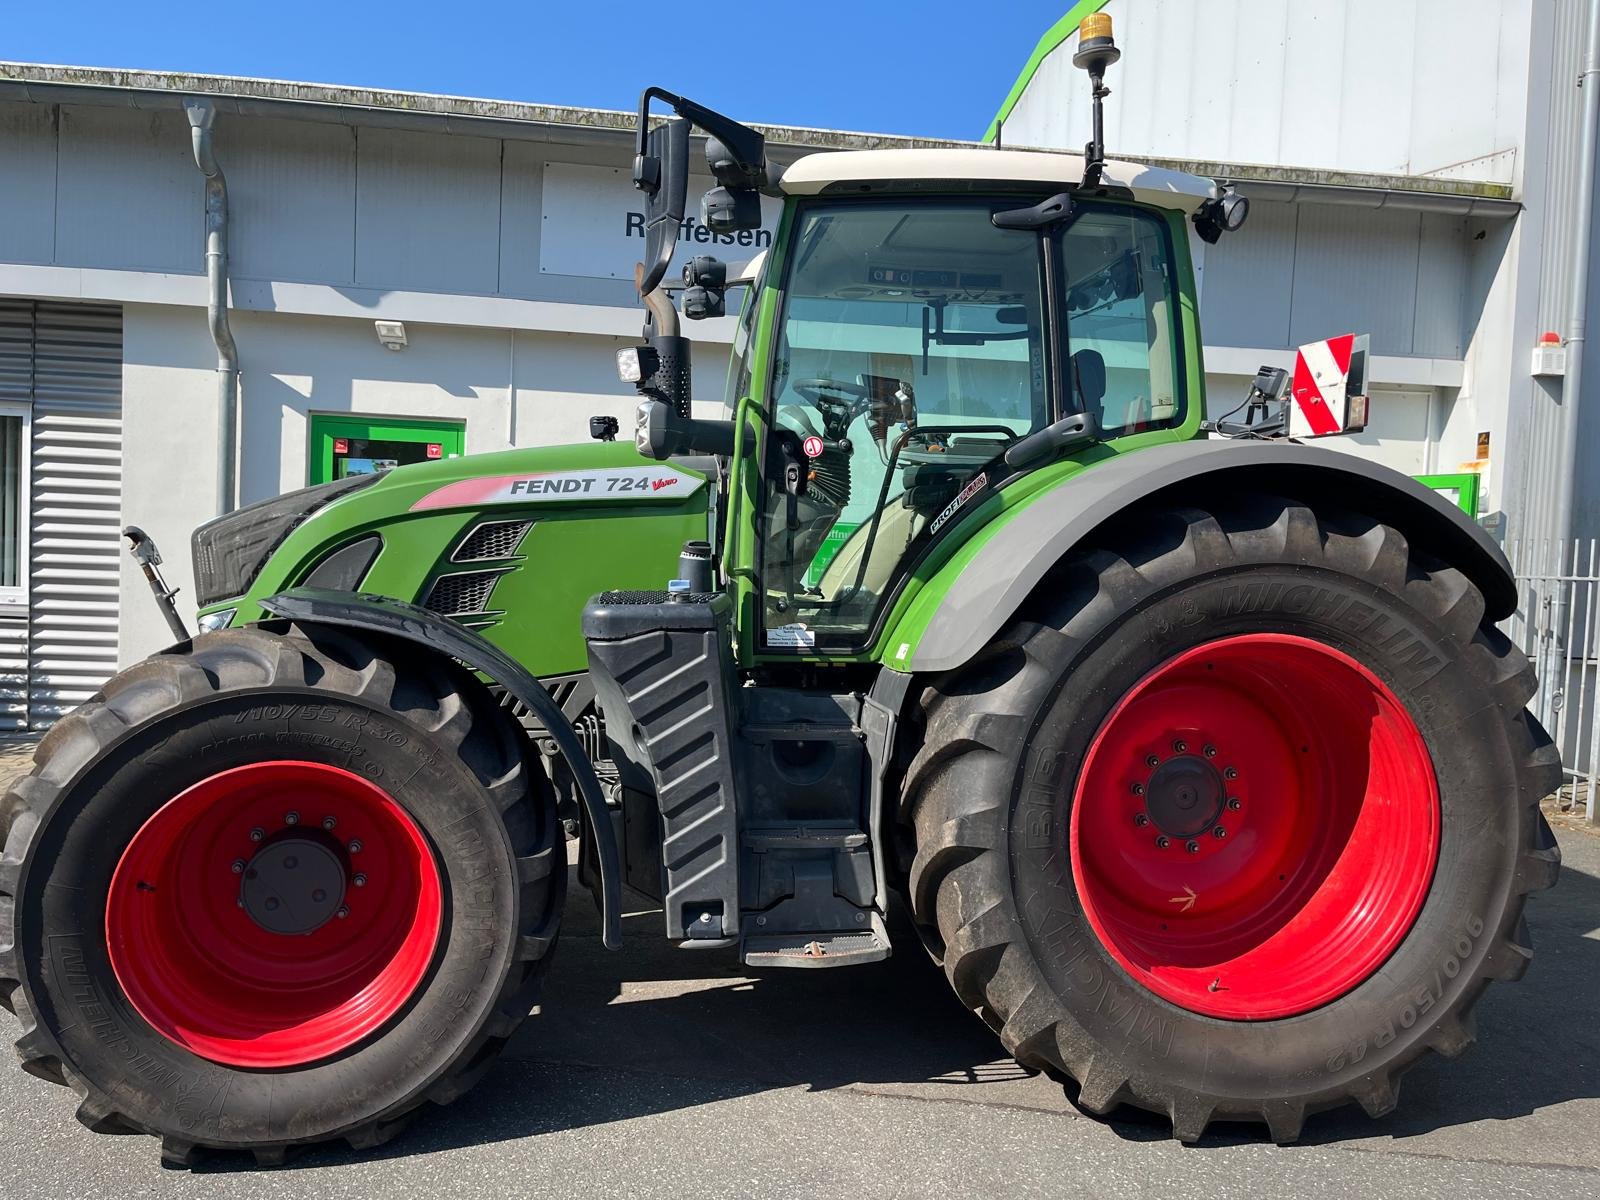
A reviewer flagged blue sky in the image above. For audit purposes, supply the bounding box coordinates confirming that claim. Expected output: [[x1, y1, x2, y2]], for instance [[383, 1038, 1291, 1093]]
[[3, 1, 1067, 140]]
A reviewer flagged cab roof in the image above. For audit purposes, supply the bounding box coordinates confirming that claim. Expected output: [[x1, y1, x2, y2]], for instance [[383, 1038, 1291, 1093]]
[[780, 147, 1216, 215]]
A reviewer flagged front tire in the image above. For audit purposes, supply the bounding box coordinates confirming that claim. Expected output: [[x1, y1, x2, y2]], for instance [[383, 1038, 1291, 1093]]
[[903, 496, 1561, 1142], [0, 623, 564, 1164]]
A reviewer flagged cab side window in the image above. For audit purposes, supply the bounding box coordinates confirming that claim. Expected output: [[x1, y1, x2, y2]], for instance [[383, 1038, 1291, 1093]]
[[1059, 209, 1183, 436]]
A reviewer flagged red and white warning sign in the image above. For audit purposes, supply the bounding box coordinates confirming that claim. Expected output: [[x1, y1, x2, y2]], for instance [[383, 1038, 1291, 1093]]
[[801, 435, 825, 459], [1290, 333, 1369, 438]]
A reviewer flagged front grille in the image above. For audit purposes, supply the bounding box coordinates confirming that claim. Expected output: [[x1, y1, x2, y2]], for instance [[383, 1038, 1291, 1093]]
[[423, 569, 505, 616], [453, 519, 532, 562]]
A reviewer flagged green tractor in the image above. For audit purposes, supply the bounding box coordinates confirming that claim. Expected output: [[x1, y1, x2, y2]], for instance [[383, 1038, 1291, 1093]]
[[0, 17, 1560, 1164]]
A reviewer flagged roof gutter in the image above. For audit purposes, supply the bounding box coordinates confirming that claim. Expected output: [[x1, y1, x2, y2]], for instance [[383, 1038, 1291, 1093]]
[[183, 99, 238, 516], [1552, 0, 1600, 545]]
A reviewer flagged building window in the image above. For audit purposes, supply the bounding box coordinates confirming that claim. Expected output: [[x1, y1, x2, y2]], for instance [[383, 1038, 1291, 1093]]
[[0, 405, 29, 608]]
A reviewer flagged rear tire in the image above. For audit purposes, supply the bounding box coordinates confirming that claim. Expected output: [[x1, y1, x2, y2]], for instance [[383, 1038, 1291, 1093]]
[[0, 622, 564, 1164], [903, 496, 1561, 1142]]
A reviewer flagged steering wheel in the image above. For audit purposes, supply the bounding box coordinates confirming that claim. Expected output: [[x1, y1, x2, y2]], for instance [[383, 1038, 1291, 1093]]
[[794, 377, 871, 406]]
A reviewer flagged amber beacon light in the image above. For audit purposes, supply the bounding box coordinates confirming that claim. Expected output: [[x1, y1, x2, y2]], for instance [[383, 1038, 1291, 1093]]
[[1074, 13, 1122, 72]]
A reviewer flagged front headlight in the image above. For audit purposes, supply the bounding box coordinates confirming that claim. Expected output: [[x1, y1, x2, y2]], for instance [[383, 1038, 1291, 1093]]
[[190, 473, 380, 606], [196, 608, 237, 633]]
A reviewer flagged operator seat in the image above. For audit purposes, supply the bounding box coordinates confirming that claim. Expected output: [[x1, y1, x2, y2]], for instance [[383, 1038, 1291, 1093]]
[[1073, 348, 1107, 427]]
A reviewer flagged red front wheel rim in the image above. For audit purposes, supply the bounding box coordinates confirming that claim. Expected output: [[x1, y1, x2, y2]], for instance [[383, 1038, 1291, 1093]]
[[1069, 634, 1440, 1019], [106, 761, 443, 1068]]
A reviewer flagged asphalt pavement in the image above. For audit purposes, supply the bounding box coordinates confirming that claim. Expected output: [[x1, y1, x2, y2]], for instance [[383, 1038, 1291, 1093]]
[[0, 729, 1594, 1198]]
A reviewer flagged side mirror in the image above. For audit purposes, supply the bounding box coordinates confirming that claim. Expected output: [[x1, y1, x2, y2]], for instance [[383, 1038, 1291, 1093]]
[[634, 117, 691, 294]]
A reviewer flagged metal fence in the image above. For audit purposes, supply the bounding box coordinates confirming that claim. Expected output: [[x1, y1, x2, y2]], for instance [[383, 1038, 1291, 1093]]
[[1505, 538, 1600, 820]]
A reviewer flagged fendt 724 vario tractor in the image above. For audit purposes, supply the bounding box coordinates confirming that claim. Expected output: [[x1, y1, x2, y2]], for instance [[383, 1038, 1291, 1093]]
[[0, 17, 1560, 1164]]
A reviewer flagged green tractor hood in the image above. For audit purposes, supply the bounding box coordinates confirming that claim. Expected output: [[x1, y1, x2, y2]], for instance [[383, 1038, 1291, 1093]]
[[195, 440, 714, 680]]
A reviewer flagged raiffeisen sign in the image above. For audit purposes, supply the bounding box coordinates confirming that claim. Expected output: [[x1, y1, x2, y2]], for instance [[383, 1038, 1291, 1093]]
[[541, 162, 780, 280]]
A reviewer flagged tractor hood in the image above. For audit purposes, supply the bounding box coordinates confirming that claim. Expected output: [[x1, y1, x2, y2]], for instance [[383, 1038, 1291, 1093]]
[[193, 440, 715, 679]]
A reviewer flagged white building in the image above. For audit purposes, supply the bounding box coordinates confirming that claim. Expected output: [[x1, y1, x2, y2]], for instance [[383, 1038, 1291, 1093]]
[[0, 66, 948, 727], [991, 0, 1598, 550], [0, 3, 1593, 729]]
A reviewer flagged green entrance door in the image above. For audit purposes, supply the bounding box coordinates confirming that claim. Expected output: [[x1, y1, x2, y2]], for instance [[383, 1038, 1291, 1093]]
[[307, 414, 466, 485]]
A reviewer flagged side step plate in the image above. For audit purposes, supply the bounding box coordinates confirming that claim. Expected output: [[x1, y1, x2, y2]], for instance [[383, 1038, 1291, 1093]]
[[741, 912, 890, 969]]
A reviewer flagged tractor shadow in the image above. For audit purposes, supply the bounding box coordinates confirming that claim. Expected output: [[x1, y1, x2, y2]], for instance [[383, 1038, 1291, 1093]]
[[197, 830, 1600, 1170]]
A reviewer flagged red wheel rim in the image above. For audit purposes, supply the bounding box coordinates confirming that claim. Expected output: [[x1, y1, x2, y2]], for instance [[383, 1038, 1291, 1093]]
[[106, 761, 442, 1067], [1069, 634, 1439, 1019]]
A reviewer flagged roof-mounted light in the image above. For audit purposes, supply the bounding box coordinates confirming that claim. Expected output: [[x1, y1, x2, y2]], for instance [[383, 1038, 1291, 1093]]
[[1073, 12, 1121, 189], [1073, 13, 1121, 74]]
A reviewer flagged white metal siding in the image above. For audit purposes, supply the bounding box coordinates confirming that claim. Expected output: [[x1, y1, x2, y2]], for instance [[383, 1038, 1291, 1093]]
[[1001, 0, 1530, 186], [27, 302, 122, 725], [0, 301, 32, 730]]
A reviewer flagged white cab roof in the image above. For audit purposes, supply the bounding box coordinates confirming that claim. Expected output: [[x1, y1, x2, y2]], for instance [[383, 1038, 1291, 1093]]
[[780, 148, 1216, 214]]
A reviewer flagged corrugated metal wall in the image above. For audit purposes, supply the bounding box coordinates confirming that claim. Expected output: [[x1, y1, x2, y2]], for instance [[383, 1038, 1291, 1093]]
[[1000, 0, 1531, 186], [0, 299, 122, 728], [1196, 199, 1477, 359], [0, 302, 31, 730]]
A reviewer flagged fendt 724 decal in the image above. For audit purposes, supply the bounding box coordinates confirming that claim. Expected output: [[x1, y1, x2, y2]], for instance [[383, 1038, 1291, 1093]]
[[411, 466, 705, 512]]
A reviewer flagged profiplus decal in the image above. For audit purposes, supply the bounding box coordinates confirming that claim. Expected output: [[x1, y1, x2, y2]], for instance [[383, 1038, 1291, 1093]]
[[411, 467, 704, 512], [928, 472, 988, 536]]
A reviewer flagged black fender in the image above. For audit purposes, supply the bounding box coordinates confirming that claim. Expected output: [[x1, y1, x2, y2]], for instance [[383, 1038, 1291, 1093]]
[[907, 438, 1513, 674], [261, 586, 621, 949]]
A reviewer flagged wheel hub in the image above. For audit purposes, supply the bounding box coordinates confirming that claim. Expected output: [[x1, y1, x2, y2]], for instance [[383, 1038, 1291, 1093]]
[[239, 835, 347, 935], [1143, 754, 1224, 839]]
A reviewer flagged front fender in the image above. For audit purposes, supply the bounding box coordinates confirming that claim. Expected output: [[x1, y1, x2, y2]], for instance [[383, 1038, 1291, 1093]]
[[893, 439, 1512, 675], [261, 586, 621, 949]]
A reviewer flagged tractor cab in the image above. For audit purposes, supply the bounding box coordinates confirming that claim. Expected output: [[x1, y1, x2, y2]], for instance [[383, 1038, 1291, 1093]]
[[618, 85, 1236, 663]]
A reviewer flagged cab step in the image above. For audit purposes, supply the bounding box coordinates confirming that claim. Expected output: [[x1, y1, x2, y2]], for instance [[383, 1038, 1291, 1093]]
[[740, 911, 890, 969]]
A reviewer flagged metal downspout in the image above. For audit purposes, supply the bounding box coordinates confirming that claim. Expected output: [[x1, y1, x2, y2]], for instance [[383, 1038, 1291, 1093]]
[[1553, 0, 1600, 547], [184, 100, 239, 515]]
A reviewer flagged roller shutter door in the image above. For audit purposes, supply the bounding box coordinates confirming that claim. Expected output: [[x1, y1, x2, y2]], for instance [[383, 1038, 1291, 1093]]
[[0, 299, 123, 729]]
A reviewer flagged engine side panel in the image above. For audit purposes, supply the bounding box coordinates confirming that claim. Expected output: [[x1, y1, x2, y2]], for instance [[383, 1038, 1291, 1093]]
[[200, 442, 712, 680]]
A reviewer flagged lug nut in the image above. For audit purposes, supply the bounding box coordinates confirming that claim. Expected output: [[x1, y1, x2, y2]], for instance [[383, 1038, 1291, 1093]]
[[1131, 782, 1144, 796], [1173, 739, 1187, 753], [249, 827, 265, 843], [336, 906, 349, 919], [348, 840, 363, 854], [285, 811, 300, 826], [1203, 744, 1217, 758], [1146, 755, 1160, 768], [322, 816, 337, 831], [230, 859, 245, 875], [1213, 825, 1227, 839], [1155, 836, 1170, 850], [1226, 797, 1242, 811], [1134, 813, 1150, 827], [1186, 840, 1200, 854], [1224, 767, 1239, 780], [353, 873, 367, 888]]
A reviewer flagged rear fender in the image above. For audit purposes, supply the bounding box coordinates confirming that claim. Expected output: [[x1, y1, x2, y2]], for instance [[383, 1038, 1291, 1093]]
[[261, 586, 621, 949], [898, 439, 1511, 675]]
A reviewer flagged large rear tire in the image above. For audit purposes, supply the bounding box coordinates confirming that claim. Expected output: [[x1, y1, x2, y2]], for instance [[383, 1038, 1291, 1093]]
[[0, 622, 564, 1164], [903, 496, 1561, 1142]]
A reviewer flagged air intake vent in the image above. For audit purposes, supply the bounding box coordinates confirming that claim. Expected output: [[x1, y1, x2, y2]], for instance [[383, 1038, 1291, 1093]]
[[453, 519, 532, 562], [424, 570, 505, 617]]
